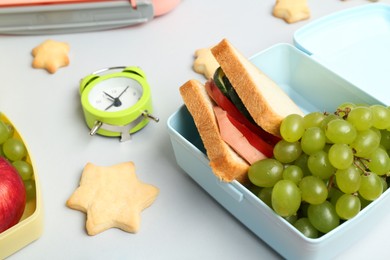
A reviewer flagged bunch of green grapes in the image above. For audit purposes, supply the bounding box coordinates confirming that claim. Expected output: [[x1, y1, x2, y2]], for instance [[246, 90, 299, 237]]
[[0, 117, 36, 201], [248, 103, 390, 238]]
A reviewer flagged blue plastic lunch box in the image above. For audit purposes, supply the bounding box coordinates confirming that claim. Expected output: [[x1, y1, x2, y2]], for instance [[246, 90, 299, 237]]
[[167, 4, 390, 259]]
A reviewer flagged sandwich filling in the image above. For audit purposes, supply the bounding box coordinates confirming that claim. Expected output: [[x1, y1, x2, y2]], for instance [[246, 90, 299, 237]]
[[205, 68, 280, 164]]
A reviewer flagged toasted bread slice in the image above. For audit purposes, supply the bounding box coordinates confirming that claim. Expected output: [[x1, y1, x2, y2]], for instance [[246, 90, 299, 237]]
[[211, 39, 304, 137], [179, 79, 249, 183]]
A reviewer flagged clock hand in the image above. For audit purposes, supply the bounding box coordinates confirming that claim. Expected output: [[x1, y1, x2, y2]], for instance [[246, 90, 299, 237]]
[[104, 86, 129, 111], [103, 91, 116, 110], [105, 98, 123, 110], [103, 91, 115, 100], [105, 103, 115, 111], [116, 86, 129, 99]]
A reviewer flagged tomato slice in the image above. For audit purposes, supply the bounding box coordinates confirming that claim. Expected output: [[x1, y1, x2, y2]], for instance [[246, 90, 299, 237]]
[[205, 80, 280, 146]]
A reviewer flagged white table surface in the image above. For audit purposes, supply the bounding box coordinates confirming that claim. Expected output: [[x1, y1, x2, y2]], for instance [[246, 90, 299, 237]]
[[2, 0, 390, 259]]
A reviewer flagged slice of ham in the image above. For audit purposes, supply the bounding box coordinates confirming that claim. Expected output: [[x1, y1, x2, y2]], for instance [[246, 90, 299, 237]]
[[205, 80, 280, 146], [213, 106, 267, 164]]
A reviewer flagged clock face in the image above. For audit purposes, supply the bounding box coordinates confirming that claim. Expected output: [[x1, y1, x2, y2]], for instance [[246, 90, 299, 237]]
[[88, 76, 143, 112]]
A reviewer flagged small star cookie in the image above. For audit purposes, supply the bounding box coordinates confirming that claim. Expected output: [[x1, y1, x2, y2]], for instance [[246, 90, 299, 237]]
[[66, 162, 159, 235], [273, 0, 310, 24], [31, 39, 70, 74], [193, 47, 219, 79]]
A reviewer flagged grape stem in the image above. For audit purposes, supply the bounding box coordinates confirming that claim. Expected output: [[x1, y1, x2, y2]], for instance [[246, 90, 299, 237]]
[[335, 107, 352, 119], [354, 157, 370, 175], [327, 174, 335, 191]]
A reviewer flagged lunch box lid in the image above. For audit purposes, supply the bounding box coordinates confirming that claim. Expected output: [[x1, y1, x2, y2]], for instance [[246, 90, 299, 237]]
[[293, 3, 390, 105]]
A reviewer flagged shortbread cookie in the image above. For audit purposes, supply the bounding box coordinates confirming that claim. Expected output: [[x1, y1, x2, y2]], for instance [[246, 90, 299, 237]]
[[273, 0, 310, 24], [66, 162, 159, 235], [31, 39, 70, 74], [193, 47, 219, 79]]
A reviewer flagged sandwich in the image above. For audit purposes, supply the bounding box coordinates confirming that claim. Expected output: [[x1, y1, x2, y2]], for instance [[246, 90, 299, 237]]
[[179, 39, 304, 183]]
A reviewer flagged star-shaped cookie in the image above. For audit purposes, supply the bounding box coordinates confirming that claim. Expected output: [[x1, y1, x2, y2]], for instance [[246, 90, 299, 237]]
[[193, 47, 219, 79], [31, 39, 70, 74], [273, 0, 310, 24], [66, 162, 159, 235]]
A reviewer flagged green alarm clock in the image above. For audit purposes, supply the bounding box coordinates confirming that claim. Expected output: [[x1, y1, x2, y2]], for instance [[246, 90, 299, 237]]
[[79, 66, 158, 142]]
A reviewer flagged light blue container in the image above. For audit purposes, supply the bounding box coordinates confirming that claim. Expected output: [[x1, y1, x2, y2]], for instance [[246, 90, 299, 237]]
[[294, 3, 390, 105], [167, 4, 390, 259]]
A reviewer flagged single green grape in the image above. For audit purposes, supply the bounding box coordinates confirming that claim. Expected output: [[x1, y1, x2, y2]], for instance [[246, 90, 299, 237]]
[[308, 201, 340, 234], [350, 129, 380, 157], [379, 130, 390, 150], [293, 217, 319, 238], [258, 187, 273, 208], [12, 160, 33, 181], [7, 124, 14, 137], [280, 114, 305, 142], [307, 150, 335, 179], [335, 165, 362, 194], [320, 114, 340, 130], [328, 187, 344, 206], [294, 153, 311, 176], [359, 194, 371, 209], [282, 165, 303, 184], [346, 106, 373, 131], [371, 104, 390, 129], [300, 127, 326, 155], [271, 180, 301, 217], [284, 215, 298, 225], [248, 159, 284, 187], [303, 112, 326, 129], [273, 140, 302, 163], [325, 119, 357, 144], [337, 102, 356, 109], [2, 137, 27, 161], [320, 114, 340, 143], [379, 176, 388, 191], [358, 172, 383, 201], [0, 120, 12, 144], [328, 143, 354, 170], [299, 176, 328, 205], [367, 147, 390, 176], [247, 184, 262, 195], [335, 194, 361, 220], [24, 180, 36, 201]]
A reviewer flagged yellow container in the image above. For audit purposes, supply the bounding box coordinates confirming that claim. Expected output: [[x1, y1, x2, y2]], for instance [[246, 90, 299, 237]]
[[0, 113, 44, 259]]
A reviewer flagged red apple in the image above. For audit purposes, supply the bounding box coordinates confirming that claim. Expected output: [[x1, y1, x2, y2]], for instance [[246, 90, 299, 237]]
[[0, 156, 26, 233]]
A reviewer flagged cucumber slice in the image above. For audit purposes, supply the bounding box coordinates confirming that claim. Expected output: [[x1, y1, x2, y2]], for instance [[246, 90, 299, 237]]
[[213, 67, 228, 95], [213, 67, 254, 122], [225, 79, 252, 121]]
